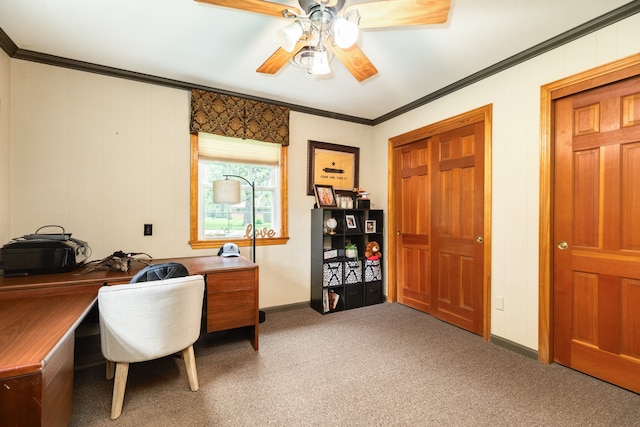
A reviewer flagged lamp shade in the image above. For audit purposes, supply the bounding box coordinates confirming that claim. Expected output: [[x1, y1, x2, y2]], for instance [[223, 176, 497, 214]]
[[212, 179, 241, 204]]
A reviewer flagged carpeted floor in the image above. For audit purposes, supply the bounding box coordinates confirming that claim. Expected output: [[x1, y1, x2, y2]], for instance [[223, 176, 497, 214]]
[[70, 303, 640, 426]]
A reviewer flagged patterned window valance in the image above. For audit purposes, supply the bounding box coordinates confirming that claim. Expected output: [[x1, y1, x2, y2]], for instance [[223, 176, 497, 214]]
[[190, 89, 290, 146]]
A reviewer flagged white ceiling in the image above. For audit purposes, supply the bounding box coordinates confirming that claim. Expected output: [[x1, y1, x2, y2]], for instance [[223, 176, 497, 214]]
[[0, 0, 636, 122]]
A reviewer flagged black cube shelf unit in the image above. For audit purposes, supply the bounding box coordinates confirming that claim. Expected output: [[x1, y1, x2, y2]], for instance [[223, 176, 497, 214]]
[[311, 208, 384, 314]]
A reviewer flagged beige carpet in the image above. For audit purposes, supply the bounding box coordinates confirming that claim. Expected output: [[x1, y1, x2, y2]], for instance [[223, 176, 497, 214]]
[[70, 303, 640, 426]]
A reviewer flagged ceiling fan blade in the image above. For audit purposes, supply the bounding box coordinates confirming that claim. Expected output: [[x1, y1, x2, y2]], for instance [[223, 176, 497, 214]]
[[327, 43, 378, 82], [345, 0, 451, 29], [194, 0, 301, 18], [257, 41, 308, 74]]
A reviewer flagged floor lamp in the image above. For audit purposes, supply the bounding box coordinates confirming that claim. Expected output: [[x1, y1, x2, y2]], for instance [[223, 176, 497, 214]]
[[212, 174, 264, 323], [212, 175, 256, 262]]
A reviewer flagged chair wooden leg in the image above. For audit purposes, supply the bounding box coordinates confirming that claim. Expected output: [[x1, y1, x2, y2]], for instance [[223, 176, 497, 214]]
[[182, 345, 199, 391], [111, 362, 129, 419], [105, 360, 115, 380]]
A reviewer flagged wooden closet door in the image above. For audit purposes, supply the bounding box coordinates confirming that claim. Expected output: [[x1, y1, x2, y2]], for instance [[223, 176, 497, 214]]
[[553, 76, 640, 393], [394, 139, 431, 312], [431, 122, 485, 335]]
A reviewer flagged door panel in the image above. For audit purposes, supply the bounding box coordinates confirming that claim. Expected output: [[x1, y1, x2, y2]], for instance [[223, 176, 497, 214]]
[[621, 142, 640, 249], [395, 140, 431, 312], [554, 75, 640, 393], [432, 123, 485, 335]]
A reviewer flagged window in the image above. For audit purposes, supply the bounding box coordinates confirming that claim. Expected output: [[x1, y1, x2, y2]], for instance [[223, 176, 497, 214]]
[[189, 132, 288, 249]]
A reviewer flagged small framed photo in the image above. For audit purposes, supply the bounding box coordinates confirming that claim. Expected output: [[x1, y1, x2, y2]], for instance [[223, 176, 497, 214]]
[[345, 214, 357, 229], [365, 220, 376, 233], [314, 184, 338, 208]]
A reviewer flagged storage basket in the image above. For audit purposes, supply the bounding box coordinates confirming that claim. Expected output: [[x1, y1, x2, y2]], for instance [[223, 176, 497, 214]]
[[344, 260, 362, 284], [322, 262, 342, 287], [364, 259, 382, 282]]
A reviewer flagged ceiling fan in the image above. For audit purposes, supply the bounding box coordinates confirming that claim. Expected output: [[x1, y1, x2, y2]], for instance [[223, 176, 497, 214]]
[[194, 0, 451, 82]]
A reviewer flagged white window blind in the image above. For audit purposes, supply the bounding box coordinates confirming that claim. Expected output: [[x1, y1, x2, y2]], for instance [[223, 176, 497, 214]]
[[198, 133, 280, 166]]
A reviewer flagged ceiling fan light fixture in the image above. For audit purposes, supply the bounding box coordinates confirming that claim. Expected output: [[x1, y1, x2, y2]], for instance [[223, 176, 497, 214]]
[[333, 17, 358, 49], [278, 20, 304, 52]]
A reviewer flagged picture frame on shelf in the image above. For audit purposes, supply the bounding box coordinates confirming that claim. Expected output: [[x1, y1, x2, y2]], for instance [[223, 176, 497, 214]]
[[314, 184, 338, 208], [365, 219, 376, 233], [345, 214, 357, 229], [307, 140, 360, 196], [323, 249, 338, 260]]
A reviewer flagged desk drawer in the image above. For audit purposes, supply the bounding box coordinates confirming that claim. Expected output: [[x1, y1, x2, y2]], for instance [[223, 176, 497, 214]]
[[207, 269, 256, 293], [205, 270, 257, 333], [207, 291, 256, 332]]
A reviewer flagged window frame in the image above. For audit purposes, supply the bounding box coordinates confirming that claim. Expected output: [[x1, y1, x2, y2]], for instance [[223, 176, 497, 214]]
[[189, 133, 289, 250]]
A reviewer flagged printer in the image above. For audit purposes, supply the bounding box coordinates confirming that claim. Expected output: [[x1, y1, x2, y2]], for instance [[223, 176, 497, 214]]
[[0, 225, 90, 276]]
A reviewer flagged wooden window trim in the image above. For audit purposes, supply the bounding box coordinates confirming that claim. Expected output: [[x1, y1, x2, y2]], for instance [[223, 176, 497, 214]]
[[189, 133, 289, 249]]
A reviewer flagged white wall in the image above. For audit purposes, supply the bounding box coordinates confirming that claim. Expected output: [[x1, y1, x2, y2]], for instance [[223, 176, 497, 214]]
[[10, 62, 193, 259], [372, 14, 640, 350], [0, 48, 10, 245], [7, 60, 376, 310]]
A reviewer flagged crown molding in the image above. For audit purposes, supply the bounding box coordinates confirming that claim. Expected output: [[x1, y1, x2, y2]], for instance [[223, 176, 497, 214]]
[[2, 1, 638, 126], [9, 48, 374, 126], [372, 0, 640, 124], [0, 27, 17, 56]]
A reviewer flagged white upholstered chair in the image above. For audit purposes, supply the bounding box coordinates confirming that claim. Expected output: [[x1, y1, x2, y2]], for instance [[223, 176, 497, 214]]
[[98, 274, 205, 419]]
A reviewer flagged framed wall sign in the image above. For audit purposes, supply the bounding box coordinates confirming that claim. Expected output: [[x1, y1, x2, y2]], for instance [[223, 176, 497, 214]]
[[307, 140, 359, 195]]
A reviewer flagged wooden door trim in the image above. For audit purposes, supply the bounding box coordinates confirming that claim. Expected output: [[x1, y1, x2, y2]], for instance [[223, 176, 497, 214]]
[[387, 104, 493, 341], [538, 53, 640, 364]]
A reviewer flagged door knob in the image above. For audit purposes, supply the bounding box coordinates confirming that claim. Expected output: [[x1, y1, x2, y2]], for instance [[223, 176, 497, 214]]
[[557, 241, 568, 250], [476, 236, 483, 243], [396, 230, 401, 235]]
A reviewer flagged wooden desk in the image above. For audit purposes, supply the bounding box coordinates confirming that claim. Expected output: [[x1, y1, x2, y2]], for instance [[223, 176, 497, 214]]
[[0, 255, 258, 426], [0, 293, 96, 427]]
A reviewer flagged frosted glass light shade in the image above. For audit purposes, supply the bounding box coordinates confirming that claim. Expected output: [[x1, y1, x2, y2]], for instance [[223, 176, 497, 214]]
[[278, 21, 304, 52], [311, 48, 331, 75], [212, 179, 241, 204], [333, 18, 358, 49]]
